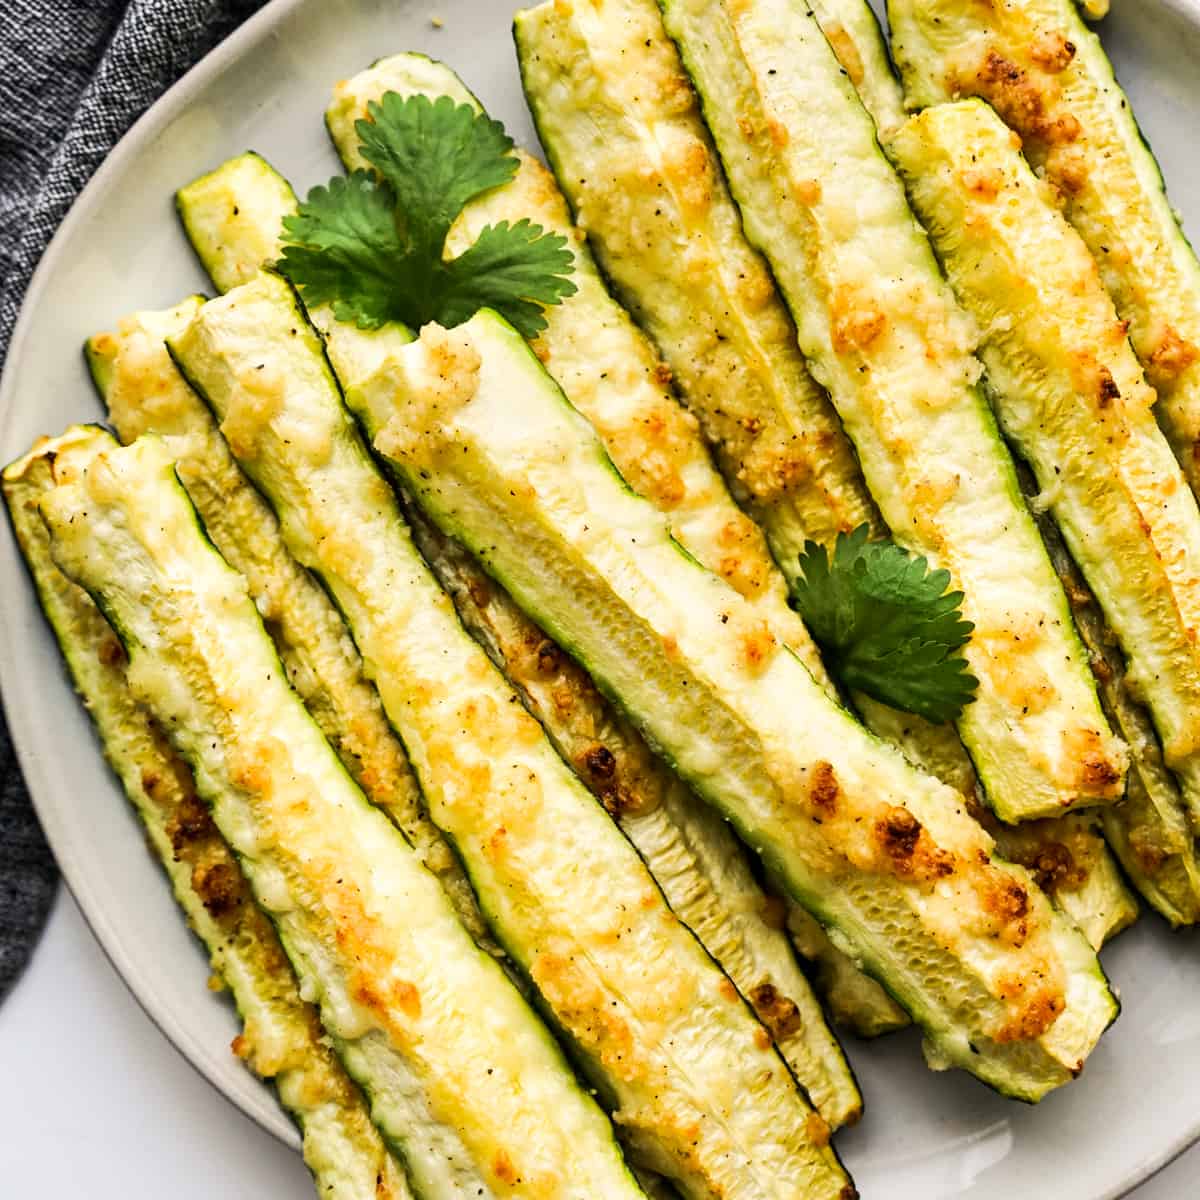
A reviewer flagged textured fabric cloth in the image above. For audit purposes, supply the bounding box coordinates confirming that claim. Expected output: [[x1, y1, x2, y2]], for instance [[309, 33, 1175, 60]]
[[0, 0, 268, 1004]]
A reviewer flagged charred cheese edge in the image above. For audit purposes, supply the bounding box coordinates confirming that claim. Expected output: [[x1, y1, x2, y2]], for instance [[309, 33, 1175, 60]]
[[642, 0, 1127, 823], [166, 272, 855, 1200], [360, 309, 1119, 1101], [324, 52, 869, 1106], [3, 433, 413, 1200], [37, 428, 642, 1200], [893, 100, 1200, 835], [84, 299, 493, 950], [887, 0, 1200, 507]]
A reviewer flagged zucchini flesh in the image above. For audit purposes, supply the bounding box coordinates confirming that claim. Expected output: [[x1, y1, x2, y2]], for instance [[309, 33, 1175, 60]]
[[86, 298, 493, 950], [38, 429, 641, 1200], [167, 271, 855, 1200], [893, 100, 1200, 835], [360, 309, 1118, 1101], [646, 0, 1126, 824], [3, 434, 412, 1200], [886, 0, 1200, 504], [324, 52, 878, 1088]]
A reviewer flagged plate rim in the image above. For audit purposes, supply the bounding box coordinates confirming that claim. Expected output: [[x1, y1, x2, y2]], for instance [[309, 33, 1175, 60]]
[[3, 0, 1200, 1191]]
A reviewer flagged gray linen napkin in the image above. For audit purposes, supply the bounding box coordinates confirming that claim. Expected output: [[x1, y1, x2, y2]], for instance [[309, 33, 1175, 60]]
[[0, 0, 267, 1004]]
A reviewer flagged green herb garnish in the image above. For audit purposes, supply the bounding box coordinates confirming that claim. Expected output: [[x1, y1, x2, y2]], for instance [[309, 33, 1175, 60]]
[[279, 93, 577, 337], [790, 525, 978, 724]]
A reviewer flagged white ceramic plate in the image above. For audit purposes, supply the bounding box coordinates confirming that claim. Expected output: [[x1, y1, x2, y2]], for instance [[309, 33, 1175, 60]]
[[3, 1, 1200, 1195]]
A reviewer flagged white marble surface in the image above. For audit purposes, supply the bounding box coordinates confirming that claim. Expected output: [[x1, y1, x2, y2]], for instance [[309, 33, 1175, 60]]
[[0, 889, 1192, 1198]]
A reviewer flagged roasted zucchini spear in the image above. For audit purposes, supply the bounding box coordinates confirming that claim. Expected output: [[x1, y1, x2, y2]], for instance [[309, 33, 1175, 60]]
[[893, 98, 1200, 835]]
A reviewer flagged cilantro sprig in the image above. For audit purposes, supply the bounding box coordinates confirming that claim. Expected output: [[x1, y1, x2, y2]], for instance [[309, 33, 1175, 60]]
[[790, 525, 978, 724], [278, 93, 577, 338]]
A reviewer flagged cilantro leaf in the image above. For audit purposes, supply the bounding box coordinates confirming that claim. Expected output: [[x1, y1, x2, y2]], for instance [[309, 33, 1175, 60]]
[[790, 525, 978, 724], [356, 93, 518, 262], [439, 220, 578, 338], [278, 173, 405, 329], [279, 92, 576, 337]]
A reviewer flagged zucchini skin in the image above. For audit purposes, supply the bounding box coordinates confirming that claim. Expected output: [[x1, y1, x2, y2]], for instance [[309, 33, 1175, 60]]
[[887, 0, 1200, 508], [86, 297, 493, 953], [893, 99, 1200, 831], [3, 435, 412, 1200], [321, 52, 864, 1119], [38, 429, 641, 1200], [639, 0, 1126, 822], [362, 310, 1119, 1102], [167, 271, 856, 1200]]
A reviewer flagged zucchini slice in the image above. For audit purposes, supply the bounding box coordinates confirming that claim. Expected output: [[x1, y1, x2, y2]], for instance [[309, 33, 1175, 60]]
[[807, 0, 908, 140], [887, 0, 1200, 503], [359, 308, 1119, 1101], [37, 428, 642, 1200], [1033, 481, 1200, 927], [166, 271, 855, 1200], [177, 151, 294, 293], [326, 52, 889, 1070], [85, 299, 493, 951], [3, 434, 412, 1200], [640, 0, 1126, 823], [512, 3, 881, 584], [893, 99, 1200, 834]]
